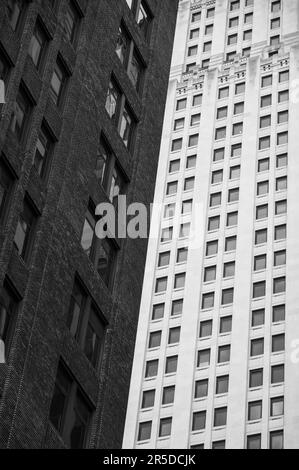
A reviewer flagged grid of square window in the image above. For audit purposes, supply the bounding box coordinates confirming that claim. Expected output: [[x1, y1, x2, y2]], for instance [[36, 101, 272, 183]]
[[226, 0, 254, 62]]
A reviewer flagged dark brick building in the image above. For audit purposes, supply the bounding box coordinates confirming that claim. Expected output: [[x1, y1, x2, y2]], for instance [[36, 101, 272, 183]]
[[0, 0, 178, 449]]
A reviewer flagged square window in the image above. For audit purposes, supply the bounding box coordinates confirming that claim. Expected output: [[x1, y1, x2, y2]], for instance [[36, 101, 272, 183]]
[[274, 250, 286, 267], [228, 188, 239, 203], [258, 158, 270, 172], [276, 153, 287, 168], [218, 345, 231, 363], [208, 216, 220, 231], [222, 288, 234, 305], [204, 265, 217, 282], [244, 12, 253, 24], [188, 45, 198, 57], [162, 386, 175, 406], [257, 180, 269, 196], [171, 299, 184, 316], [212, 171, 223, 185], [182, 199, 193, 214], [252, 309, 265, 327], [190, 28, 200, 39], [216, 375, 229, 395], [218, 87, 229, 99], [158, 251, 170, 267], [188, 134, 199, 147], [230, 165, 241, 179], [186, 155, 197, 169], [203, 42, 212, 53], [215, 127, 226, 140], [197, 349, 210, 367], [254, 254, 267, 271], [277, 132, 288, 146], [202, 292, 214, 309], [229, 17, 239, 28], [205, 24, 214, 35], [213, 147, 225, 162], [168, 326, 181, 344], [179, 222, 190, 238], [259, 136, 271, 150], [165, 356, 178, 374], [210, 192, 222, 207], [138, 421, 152, 441], [255, 229, 267, 245], [273, 304, 285, 323], [176, 98, 187, 111], [230, 0, 240, 11], [278, 90, 289, 103], [226, 211, 238, 227], [161, 227, 173, 243], [261, 94, 272, 108], [223, 261, 235, 278], [174, 118, 185, 131], [191, 11, 201, 23], [249, 369, 263, 388], [248, 401, 262, 421], [234, 102, 244, 115], [194, 379, 209, 399], [235, 82, 245, 95], [192, 411, 206, 431], [155, 277, 167, 293], [166, 181, 178, 195], [193, 94, 202, 106], [177, 247, 188, 264], [271, 17, 280, 29], [228, 34, 238, 45], [199, 320, 213, 338], [206, 8, 215, 18], [171, 139, 182, 152], [184, 177, 195, 191], [256, 204, 268, 220], [148, 331, 161, 349], [277, 110, 288, 124], [232, 122, 243, 136], [174, 273, 185, 290], [243, 29, 252, 41], [270, 35, 280, 46], [169, 159, 180, 173], [271, 1, 281, 13], [253, 281, 266, 298], [262, 75, 272, 87], [226, 51, 237, 62], [275, 224, 286, 241], [272, 333, 285, 352], [275, 199, 287, 215], [250, 338, 264, 356], [260, 115, 271, 128], [206, 240, 218, 256], [270, 396, 284, 417], [152, 303, 164, 321], [217, 106, 228, 119], [190, 114, 201, 126], [145, 359, 158, 378], [142, 390, 155, 409], [279, 70, 289, 83], [231, 143, 242, 157], [247, 435, 261, 450]]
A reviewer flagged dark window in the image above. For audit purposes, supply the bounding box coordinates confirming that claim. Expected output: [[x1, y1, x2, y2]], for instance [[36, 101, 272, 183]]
[[49, 361, 93, 449], [208, 216, 220, 231], [218, 345, 230, 363], [14, 196, 38, 261], [0, 278, 19, 357], [165, 356, 177, 374], [216, 375, 229, 395], [249, 369, 263, 388], [168, 326, 180, 344], [192, 411, 206, 431], [84, 304, 106, 368], [253, 281, 266, 298], [231, 143, 242, 157], [270, 430, 283, 449], [0, 156, 15, 221], [197, 349, 210, 367], [220, 316, 232, 334], [64, 0, 81, 46], [271, 364, 284, 384], [273, 304, 285, 323], [250, 338, 264, 357], [162, 386, 175, 405], [275, 224, 286, 241], [105, 79, 121, 121], [142, 390, 155, 409], [34, 122, 54, 178], [218, 87, 229, 99], [137, 1, 152, 39], [254, 254, 266, 271], [0, 48, 10, 85], [270, 396, 284, 417], [212, 441, 226, 449], [138, 421, 152, 441], [223, 261, 235, 278], [247, 434, 261, 449], [6, 0, 24, 31], [119, 103, 136, 149], [149, 331, 161, 349], [199, 320, 213, 338], [272, 333, 285, 353], [235, 82, 245, 95], [202, 292, 214, 309], [159, 417, 172, 437], [213, 147, 225, 161], [152, 303, 164, 321], [116, 25, 130, 65], [171, 299, 183, 316], [145, 359, 158, 378], [252, 309, 265, 327], [273, 277, 286, 294], [225, 236, 237, 252], [177, 247, 188, 264], [221, 288, 234, 305], [128, 51, 144, 91], [28, 20, 48, 70], [194, 379, 208, 399], [176, 98, 187, 110], [10, 85, 32, 141], [248, 400, 262, 421], [204, 265, 216, 282], [214, 407, 227, 427], [50, 58, 69, 107], [255, 229, 267, 245]]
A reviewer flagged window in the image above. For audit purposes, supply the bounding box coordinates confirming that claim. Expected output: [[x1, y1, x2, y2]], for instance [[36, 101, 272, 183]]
[[277, 110, 288, 124], [213, 148, 225, 162], [142, 390, 155, 409], [235, 82, 245, 95], [138, 421, 152, 441], [205, 24, 213, 35], [64, 1, 81, 45], [34, 122, 54, 178], [191, 11, 201, 23], [277, 132, 288, 146], [252, 309, 265, 327], [262, 75, 272, 88], [245, 0, 254, 5], [232, 122, 243, 136], [49, 362, 93, 448], [272, 333, 285, 352], [249, 369, 263, 388], [222, 288, 234, 305], [271, 364, 284, 384], [218, 345, 230, 363], [273, 304, 285, 323], [67, 280, 106, 368], [197, 349, 210, 367], [202, 292, 214, 309], [250, 338, 264, 357], [243, 29, 252, 41], [165, 356, 177, 374], [247, 435, 261, 450], [116, 25, 130, 65], [174, 118, 184, 132], [14, 196, 38, 261], [214, 407, 227, 427], [208, 216, 220, 231], [278, 90, 289, 103], [259, 136, 270, 150], [273, 276, 286, 295], [176, 98, 187, 111], [28, 20, 48, 70], [193, 94, 202, 106], [188, 45, 198, 57], [225, 236, 236, 252], [177, 248, 188, 264], [229, 17, 239, 28], [203, 41, 212, 53], [0, 278, 19, 357], [223, 262, 235, 278], [171, 299, 183, 316], [192, 411, 206, 431], [199, 320, 213, 338], [261, 94, 272, 108], [186, 62, 196, 73], [215, 127, 226, 140], [148, 331, 161, 349], [258, 158, 270, 172], [231, 143, 242, 158], [256, 204, 268, 220], [220, 316, 232, 334], [174, 273, 185, 290], [50, 58, 69, 107], [119, 103, 135, 149], [155, 277, 167, 294], [253, 281, 266, 298], [0, 49, 10, 87], [162, 386, 175, 406], [226, 51, 237, 62], [212, 441, 226, 450], [206, 240, 218, 257], [270, 431, 283, 450], [275, 224, 286, 241], [217, 106, 228, 119], [10, 85, 32, 141], [6, 0, 24, 31], [271, 397, 284, 417], [128, 51, 144, 91], [257, 180, 269, 196], [204, 266, 216, 282], [171, 138, 182, 152], [0, 157, 15, 221], [211, 170, 223, 184], [194, 379, 208, 399], [166, 181, 178, 196], [274, 250, 286, 267], [169, 159, 180, 174], [271, 17, 280, 29], [188, 134, 199, 147], [152, 303, 164, 321], [230, 0, 240, 11], [279, 70, 289, 83], [190, 28, 200, 39], [186, 155, 197, 169], [234, 102, 244, 115], [226, 211, 238, 227], [228, 34, 238, 45], [248, 401, 262, 421], [216, 375, 229, 395], [255, 229, 267, 245], [137, 1, 152, 39], [97, 137, 126, 204], [206, 8, 215, 18], [271, 1, 281, 13], [242, 47, 251, 57], [145, 359, 158, 378], [218, 87, 229, 99], [210, 192, 222, 207], [190, 114, 201, 126], [179, 223, 190, 238], [168, 327, 181, 345], [260, 115, 271, 128], [184, 177, 195, 191]]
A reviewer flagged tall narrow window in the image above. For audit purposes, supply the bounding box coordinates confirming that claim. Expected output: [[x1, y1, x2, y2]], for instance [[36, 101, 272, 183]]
[[128, 51, 143, 91], [6, 0, 24, 31], [64, 0, 81, 46], [105, 79, 121, 121], [34, 122, 54, 178], [137, 1, 152, 39], [0, 156, 15, 221], [50, 58, 69, 107], [14, 197, 38, 261], [119, 103, 135, 149], [10, 85, 32, 141], [28, 20, 48, 70], [0, 278, 19, 358]]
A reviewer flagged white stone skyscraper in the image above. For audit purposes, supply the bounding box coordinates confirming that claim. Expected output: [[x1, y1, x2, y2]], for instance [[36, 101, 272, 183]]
[[123, 0, 299, 449]]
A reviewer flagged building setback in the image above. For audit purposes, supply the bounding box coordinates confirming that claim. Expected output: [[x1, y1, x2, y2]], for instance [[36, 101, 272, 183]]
[[123, 0, 299, 449], [0, 0, 178, 449]]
